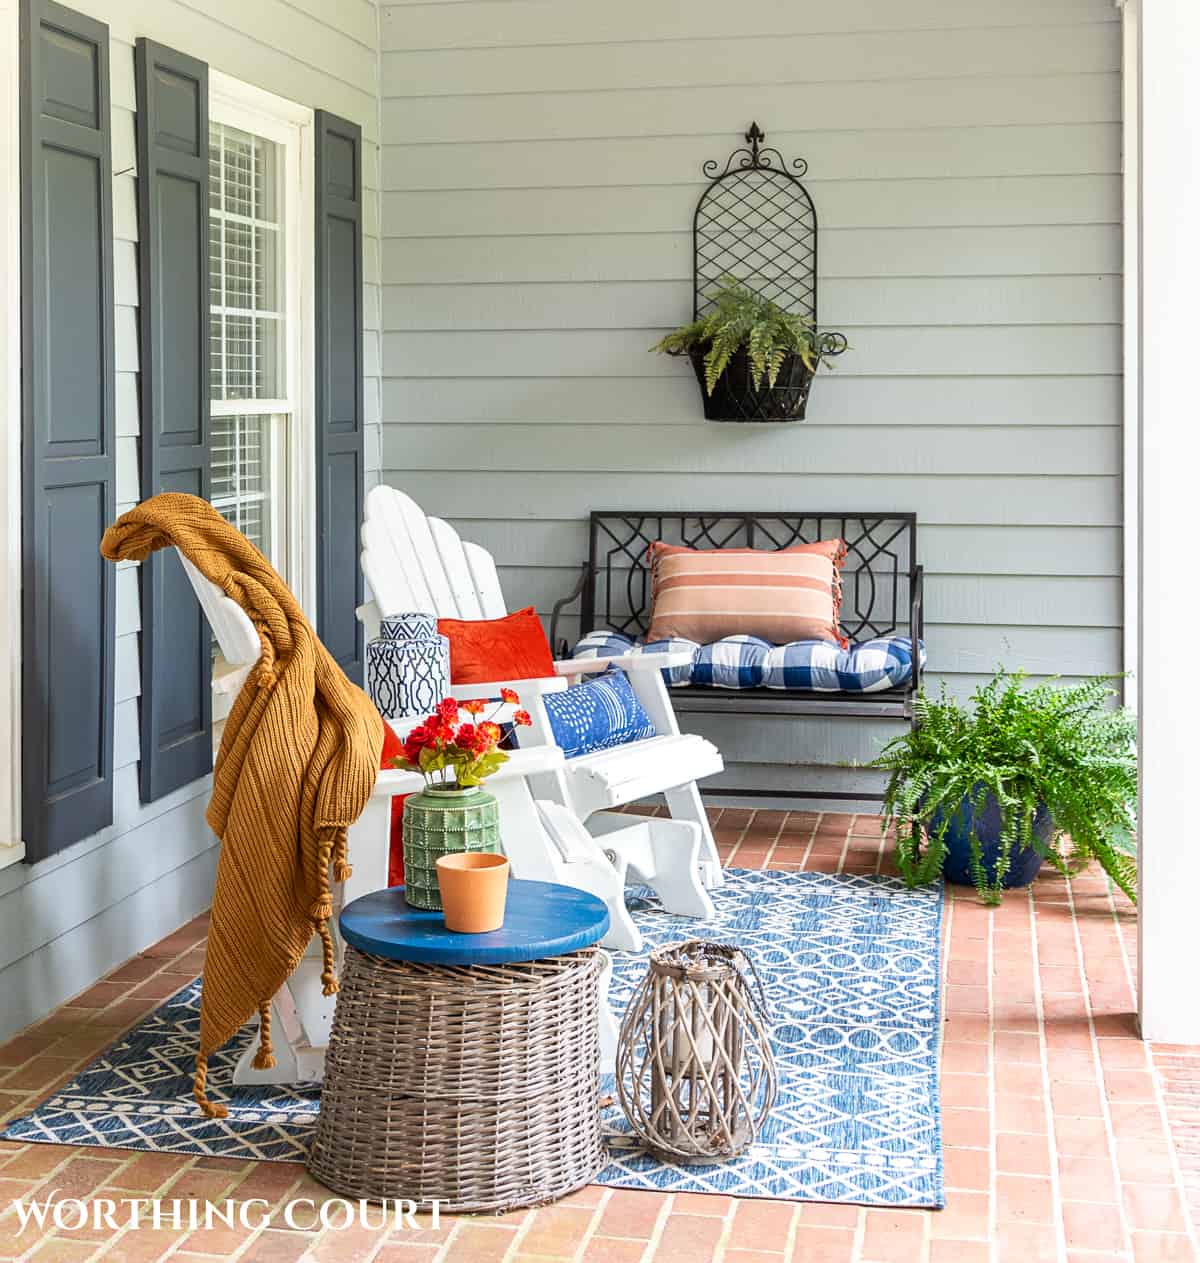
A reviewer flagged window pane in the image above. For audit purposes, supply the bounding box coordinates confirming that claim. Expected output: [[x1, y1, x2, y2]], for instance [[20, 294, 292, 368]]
[[254, 135, 279, 224], [224, 219, 254, 309], [210, 413, 272, 559], [209, 312, 224, 400], [223, 315, 255, 397], [256, 225, 279, 312], [208, 135, 221, 211], [208, 114, 289, 595], [208, 120, 284, 399], [222, 129, 254, 218]]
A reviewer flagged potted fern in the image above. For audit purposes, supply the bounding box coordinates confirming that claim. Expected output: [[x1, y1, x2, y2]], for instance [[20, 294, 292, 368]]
[[651, 277, 847, 422], [871, 671, 1137, 906]]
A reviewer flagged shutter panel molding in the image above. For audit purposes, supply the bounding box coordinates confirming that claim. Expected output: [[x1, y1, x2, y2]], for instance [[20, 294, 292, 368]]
[[134, 38, 212, 802], [314, 110, 365, 681], [20, 0, 117, 860]]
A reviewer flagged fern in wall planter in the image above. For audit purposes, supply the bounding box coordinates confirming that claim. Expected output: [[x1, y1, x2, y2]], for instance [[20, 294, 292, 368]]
[[651, 278, 848, 423]]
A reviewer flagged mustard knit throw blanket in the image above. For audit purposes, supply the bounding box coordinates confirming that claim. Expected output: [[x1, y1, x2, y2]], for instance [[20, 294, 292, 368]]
[[100, 493, 383, 1118]]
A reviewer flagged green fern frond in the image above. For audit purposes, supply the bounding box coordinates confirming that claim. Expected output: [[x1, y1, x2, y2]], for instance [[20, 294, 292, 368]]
[[649, 276, 848, 396]]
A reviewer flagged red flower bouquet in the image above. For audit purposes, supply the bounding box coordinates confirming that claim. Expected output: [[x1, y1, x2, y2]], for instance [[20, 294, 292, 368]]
[[390, 694, 531, 789]]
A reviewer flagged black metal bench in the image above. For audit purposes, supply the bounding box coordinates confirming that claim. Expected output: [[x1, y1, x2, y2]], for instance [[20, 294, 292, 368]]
[[550, 512, 924, 799]]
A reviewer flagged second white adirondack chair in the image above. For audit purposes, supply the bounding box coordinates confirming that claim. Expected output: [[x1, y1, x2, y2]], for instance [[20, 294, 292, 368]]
[[356, 486, 726, 891], [176, 554, 623, 1085]]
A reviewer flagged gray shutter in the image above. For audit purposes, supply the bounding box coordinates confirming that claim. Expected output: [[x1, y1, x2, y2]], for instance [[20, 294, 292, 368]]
[[133, 39, 212, 802], [20, 0, 116, 860], [314, 111, 365, 681]]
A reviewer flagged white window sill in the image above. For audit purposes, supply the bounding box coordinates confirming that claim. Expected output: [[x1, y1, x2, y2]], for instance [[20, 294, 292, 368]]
[[0, 840, 26, 871]]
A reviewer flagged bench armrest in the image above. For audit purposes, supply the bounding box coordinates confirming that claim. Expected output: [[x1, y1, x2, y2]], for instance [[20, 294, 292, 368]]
[[910, 565, 925, 694], [548, 562, 592, 658]]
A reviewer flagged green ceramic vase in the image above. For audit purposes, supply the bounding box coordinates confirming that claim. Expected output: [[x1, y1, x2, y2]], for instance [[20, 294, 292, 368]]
[[402, 784, 501, 910]]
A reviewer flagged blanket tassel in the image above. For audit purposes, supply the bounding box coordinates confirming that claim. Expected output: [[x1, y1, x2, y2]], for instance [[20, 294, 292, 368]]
[[194, 1053, 229, 1119], [333, 832, 352, 883], [252, 999, 276, 1070], [317, 919, 339, 997]]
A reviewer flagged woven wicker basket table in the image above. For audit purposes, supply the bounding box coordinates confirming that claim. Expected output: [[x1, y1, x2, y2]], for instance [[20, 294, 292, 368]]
[[307, 878, 611, 1213]]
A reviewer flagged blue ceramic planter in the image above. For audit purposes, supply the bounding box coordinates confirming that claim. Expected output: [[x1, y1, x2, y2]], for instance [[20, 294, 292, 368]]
[[928, 789, 1054, 890]]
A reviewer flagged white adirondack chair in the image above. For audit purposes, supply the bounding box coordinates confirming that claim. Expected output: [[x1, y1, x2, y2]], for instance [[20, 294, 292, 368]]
[[176, 554, 621, 1085], [357, 486, 726, 897]]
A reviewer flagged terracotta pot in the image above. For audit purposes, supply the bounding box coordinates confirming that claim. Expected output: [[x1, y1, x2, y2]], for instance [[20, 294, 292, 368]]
[[436, 852, 510, 933]]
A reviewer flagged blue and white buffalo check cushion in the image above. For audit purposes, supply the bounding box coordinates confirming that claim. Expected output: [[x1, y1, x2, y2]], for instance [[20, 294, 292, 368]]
[[571, 630, 698, 685], [762, 636, 923, 692], [693, 635, 771, 688], [572, 630, 925, 693]]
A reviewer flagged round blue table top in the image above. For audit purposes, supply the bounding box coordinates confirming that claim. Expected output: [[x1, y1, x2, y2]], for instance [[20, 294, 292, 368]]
[[338, 879, 611, 966]]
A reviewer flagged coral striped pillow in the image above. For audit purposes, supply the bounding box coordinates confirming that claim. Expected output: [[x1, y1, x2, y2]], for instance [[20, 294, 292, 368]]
[[646, 540, 848, 648]]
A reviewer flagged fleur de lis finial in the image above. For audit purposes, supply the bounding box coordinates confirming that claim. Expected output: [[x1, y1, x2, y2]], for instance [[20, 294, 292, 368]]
[[745, 121, 765, 164]]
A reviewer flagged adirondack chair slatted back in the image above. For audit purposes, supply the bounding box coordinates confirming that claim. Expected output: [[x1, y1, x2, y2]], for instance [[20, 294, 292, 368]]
[[362, 485, 506, 622], [178, 554, 259, 669]]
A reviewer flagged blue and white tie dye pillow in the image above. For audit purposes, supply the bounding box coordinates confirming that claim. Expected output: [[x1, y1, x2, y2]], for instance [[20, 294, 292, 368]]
[[542, 670, 656, 759]]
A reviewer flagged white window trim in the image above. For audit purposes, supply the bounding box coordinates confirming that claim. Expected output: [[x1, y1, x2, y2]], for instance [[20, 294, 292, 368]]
[[0, 0, 23, 866], [208, 71, 316, 622]]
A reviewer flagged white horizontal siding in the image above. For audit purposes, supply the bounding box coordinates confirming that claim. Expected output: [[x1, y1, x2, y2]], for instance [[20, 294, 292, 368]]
[[386, 123, 1119, 191], [377, 0, 1122, 793], [383, 75, 1117, 145], [379, 0, 1119, 52], [384, 276, 1122, 331], [0, 794, 216, 1042], [385, 326, 1119, 377], [384, 176, 1120, 238], [381, 24, 1119, 97], [384, 226, 1121, 284], [2, 0, 382, 1040], [384, 377, 1121, 426], [389, 472, 1119, 527], [383, 424, 1119, 476]]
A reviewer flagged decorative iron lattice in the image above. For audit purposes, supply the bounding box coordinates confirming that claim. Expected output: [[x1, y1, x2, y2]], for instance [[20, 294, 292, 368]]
[[695, 123, 816, 322], [581, 511, 917, 645], [688, 123, 846, 422]]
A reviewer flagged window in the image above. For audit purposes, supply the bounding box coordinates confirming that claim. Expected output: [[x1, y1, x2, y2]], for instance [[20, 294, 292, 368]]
[[208, 122, 283, 561], [207, 76, 314, 611]]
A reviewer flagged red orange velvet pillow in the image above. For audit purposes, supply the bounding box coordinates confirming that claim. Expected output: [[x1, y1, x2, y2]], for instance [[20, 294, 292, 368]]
[[379, 719, 408, 887], [437, 606, 556, 684]]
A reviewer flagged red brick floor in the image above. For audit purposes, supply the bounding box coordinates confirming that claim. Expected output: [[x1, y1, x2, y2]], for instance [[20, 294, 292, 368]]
[[0, 808, 1197, 1262]]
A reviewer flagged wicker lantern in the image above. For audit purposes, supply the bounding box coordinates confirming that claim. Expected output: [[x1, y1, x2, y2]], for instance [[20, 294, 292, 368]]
[[615, 940, 777, 1164]]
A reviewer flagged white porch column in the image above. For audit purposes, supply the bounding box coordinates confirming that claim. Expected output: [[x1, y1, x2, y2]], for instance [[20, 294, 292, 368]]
[[1136, 0, 1200, 1044]]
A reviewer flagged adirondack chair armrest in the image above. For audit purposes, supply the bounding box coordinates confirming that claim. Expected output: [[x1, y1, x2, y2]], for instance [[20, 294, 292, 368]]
[[448, 676, 569, 701], [355, 600, 382, 643], [371, 766, 426, 796], [212, 661, 253, 696], [373, 743, 565, 796], [553, 651, 693, 675]]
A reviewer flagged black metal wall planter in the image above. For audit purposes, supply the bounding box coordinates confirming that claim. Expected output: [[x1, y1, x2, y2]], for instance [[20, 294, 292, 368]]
[[659, 123, 847, 423]]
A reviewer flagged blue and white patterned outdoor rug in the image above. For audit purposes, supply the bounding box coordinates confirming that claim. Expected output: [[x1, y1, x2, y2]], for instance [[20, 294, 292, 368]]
[[3, 870, 944, 1207]]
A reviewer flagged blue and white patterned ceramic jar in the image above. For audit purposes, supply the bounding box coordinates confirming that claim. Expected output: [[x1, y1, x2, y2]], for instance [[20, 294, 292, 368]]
[[366, 611, 451, 719]]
